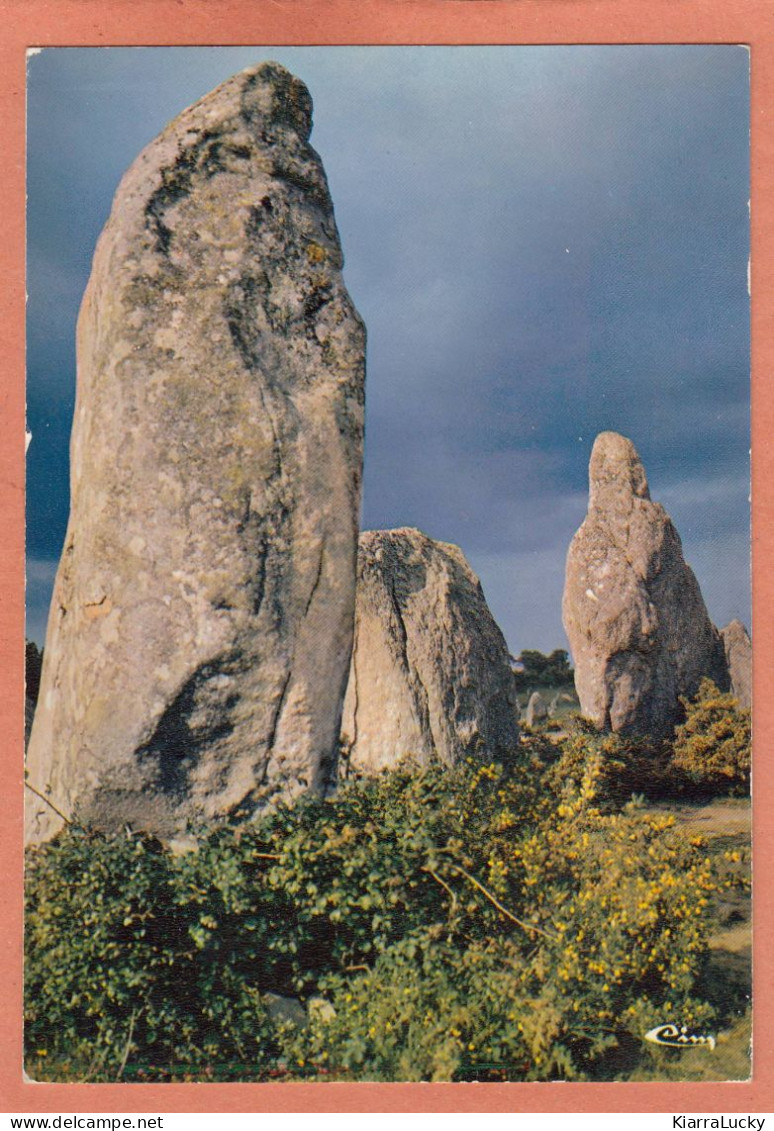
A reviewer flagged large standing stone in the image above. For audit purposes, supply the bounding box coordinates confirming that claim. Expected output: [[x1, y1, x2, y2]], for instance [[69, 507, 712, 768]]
[[26, 63, 366, 843], [721, 620, 752, 710], [525, 691, 548, 728], [562, 432, 728, 737], [339, 528, 520, 775]]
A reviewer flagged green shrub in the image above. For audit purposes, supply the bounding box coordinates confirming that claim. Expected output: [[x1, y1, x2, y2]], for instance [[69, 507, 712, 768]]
[[25, 752, 745, 1082], [544, 717, 674, 807], [671, 679, 751, 798], [285, 755, 738, 1081], [25, 640, 43, 706], [24, 829, 280, 1081]]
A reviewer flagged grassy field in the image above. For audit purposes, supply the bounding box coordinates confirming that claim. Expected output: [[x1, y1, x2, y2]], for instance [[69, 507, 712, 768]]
[[516, 681, 580, 727]]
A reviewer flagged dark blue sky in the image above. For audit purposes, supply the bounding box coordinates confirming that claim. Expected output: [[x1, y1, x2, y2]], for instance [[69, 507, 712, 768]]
[[26, 46, 750, 651]]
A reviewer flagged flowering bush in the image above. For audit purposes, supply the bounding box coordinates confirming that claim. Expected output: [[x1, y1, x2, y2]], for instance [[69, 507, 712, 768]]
[[544, 718, 674, 807], [289, 756, 738, 1080], [25, 749, 747, 1082], [671, 679, 751, 798]]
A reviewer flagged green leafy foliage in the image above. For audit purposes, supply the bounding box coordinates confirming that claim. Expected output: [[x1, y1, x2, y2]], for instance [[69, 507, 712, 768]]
[[287, 762, 730, 1081], [544, 717, 674, 808], [671, 679, 751, 798], [24, 829, 280, 1081], [25, 749, 748, 1083], [513, 648, 574, 691], [25, 640, 43, 706]]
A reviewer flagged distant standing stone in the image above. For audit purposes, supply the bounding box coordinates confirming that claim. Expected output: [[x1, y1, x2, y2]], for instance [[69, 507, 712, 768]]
[[721, 620, 752, 710], [525, 691, 548, 728], [340, 528, 520, 775], [562, 432, 728, 737], [26, 62, 366, 843]]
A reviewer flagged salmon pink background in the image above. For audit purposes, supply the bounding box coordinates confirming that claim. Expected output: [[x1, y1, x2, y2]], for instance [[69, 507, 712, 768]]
[[2, 0, 771, 1113]]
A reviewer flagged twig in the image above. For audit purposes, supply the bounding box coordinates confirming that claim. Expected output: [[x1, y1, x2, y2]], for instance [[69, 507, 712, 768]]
[[445, 862, 559, 942], [116, 1009, 138, 1082], [82, 1045, 110, 1084], [343, 964, 370, 973], [24, 781, 71, 825], [252, 852, 281, 860], [422, 866, 459, 913]]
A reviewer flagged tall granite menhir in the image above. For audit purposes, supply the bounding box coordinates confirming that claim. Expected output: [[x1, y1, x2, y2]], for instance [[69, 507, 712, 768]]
[[563, 432, 728, 737], [26, 63, 366, 843]]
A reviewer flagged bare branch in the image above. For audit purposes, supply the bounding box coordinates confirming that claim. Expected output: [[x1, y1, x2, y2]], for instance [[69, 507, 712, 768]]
[[24, 780, 72, 826], [445, 862, 559, 942]]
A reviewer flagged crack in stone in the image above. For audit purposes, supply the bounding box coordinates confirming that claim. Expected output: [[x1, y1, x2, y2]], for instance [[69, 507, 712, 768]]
[[388, 581, 433, 753], [261, 669, 294, 784], [304, 540, 326, 617]]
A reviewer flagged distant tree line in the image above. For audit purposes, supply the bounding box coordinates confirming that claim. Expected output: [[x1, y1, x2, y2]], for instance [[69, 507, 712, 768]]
[[512, 648, 574, 691]]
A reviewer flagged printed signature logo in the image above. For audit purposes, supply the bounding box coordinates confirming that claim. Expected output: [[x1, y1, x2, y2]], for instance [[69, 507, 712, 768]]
[[645, 1023, 716, 1050]]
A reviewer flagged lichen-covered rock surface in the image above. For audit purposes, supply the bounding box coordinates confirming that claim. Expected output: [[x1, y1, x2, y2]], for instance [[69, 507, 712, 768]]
[[721, 619, 752, 710], [26, 62, 366, 843], [562, 432, 728, 737], [340, 528, 520, 776]]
